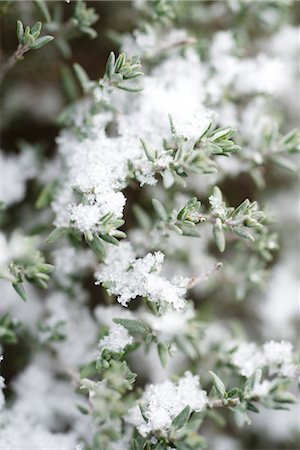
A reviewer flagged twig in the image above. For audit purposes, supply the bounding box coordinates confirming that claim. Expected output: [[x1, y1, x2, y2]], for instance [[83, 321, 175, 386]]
[[0, 44, 29, 83]]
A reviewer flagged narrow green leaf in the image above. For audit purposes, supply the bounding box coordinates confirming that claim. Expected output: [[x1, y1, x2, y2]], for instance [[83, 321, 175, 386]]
[[209, 371, 226, 398], [12, 281, 27, 302], [247, 402, 259, 413], [46, 227, 68, 244], [152, 198, 168, 222], [213, 219, 225, 252], [35, 182, 56, 209], [116, 83, 143, 92], [130, 439, 139, 450], [133, 204, 152, 230], [73, 63, 90, 89], [16, 20, 24, 43], [105, 51, 115, 78], [171, 405, 191, 430], [99, 233, 119, 246], [113, 318, 149, 337], [31, 35, 54, 49], [87, 235, 106, 258], [30, 21, 42, 37], [157, 342, 168, 368], [271, 156, 296, 172], [34, 0, 51, 22], [232, 227, 255, 242]]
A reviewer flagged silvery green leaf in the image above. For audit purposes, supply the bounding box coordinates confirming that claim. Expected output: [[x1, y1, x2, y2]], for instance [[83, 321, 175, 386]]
[[73, 63, 90, 89], [116, 83, 143, 92], [271, 156, 297, 172], [99, 233, 119, 246], [105, 51, 115, 78], [13, 281, 27, 302], [30, 35, 54, 49], [115, 52, 126, 72], [16, 20, 24, 43], [133, 205, 152, 230], [30, 21, 42, 37], [209, 371, 226, 398], [26, 34, 35, 48], [171, 405, 191, 430], [232, 227, 255, 242], [157, 342, 168, 368], [213, 218, 225, 252], [162, 169, 174, 188], [46, 227, 69, 244], [34, 0, 51, 22], [247, 402, 259, 413], [152, 198, 168, 222], [113, 318, 149, 337], [87, 235, 106, 258]]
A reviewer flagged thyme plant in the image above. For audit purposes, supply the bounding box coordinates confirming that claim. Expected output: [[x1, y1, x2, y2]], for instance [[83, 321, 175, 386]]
[[0, 1, 299, 450]]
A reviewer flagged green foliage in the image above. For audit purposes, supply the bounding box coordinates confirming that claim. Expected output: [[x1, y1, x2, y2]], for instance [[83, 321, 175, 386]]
[[72, 0, 99, 38], [142, 123, 240, 189], [16, 20, 53, 55], [103, 51, 144, 92], [209, 187, 265, 252], [0, 314, 20, 344]]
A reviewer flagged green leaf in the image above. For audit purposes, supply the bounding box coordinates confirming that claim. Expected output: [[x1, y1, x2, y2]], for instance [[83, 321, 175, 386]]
[[133, 205, 152, 230], [105, 51, 115, 78], [247, 402, 259, 413], [232, 227, 255, 242], [115, 52, 126, 72], [30, 21, 42, 37], [273, 392, 297, 404], [209, 371, 226, 398], [116, 83, 143, 93], [113, 318, 149, 337], [12, 281, 27, 302], [87, 235, 106, 258], [244, 369, 262, 397], [34, 0, 51, 22], [152, 199, 168, 222], [162, 169, 174, 188], [35, 182, 56, 209], [99, 233, 119, 246], [130, 439, 139, 450], [73, 63, 90, 89], [46, 227, 68, 244], [171, 405, 191, 430], [271, 156, 296, 172], [213, 218, 225, 252], [16, 20, 24, 43], [77, 403, 89, 415], [157, 342, 168, 368], [31, 35, 54, 49]]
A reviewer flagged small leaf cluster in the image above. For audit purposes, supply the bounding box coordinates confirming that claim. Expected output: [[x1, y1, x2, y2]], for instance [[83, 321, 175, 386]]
[[131, 407, 206, 450], [71, 0, 99, 38], [8, 260, 54, 301], [151, 0, 177, 24], [16, 20, 53, 55], [113, 318, 176, 369], [152, 197, 202, 237], [37, 320, 66, 343], [209, 369, 297, 428], [209, 187, 265, 252], [47, 211, 126, 259], [0, 314, 20, 345], [142, 123, 240, 189], [267, 128, 300, 172], [102, 51, 144, 92]]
